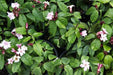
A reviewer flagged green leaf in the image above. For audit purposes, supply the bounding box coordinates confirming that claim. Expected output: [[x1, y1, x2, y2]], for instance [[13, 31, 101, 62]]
[[102, 18, 112, 24], [74, 69, 82, 75], [103, 44, 111, 51], [87, 72, 95, 75], [57, 2, 68, 12], [97, 52, 104, 61], [49, 21, 57, 36], [0, 55, 4, 70], [98, 0, 110, 3], [33, 43, 43, 56], [32, 32, 43, 38], [81, 56, 89, 61], [86, 7, 96, 15], [0, 0, 8, 12], [32, 8, 44, 22], [19, 14, 27, 27], [58, 12, 72, 17], [21, 53, 33, 66], [91, 39, 101, 51], [104, 8, 113, 20], [16, 27, 26, 35], [4, 31, 12, 36], [23, 36, 31, 42], [104, 55, 113, 69], [73, 12, 81, 19], [82, 45, 89, 56], [70, 58, 80, 68], [12, 62, 21, 73], [85, 34, 96, 40], [33, 57, 44, 63], [90, 10, 98, 22], [26, 13, 35, 21], [48, 55, 57, 60], [68, 33, 76, 44], [110, 0, 113, 7], [64, 65, 73, 75], [44, 62, 55, 72], [61, 57, 70, 65], [56, 20, 66, 28], [32, 67, 42, 75]]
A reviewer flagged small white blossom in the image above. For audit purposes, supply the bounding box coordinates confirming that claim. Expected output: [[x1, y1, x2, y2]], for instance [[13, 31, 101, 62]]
[[8, 58, 14, 64], [11, 2, 20, 8], [102, 28, 108, 34], [80, 30, 87, 37], [46, 11, 54, 20], [15, 33, 23, 40], [7, 12, 15, 20], [67, 5, 75, 8], [1, 40, 11, 50], [13, 55, 21, 63], [16, 48, 25, 56], [100, 34, 108, 42], [21, 45, 28, 51], [43, 1, 49, 5], [80, 60, 90, 71]]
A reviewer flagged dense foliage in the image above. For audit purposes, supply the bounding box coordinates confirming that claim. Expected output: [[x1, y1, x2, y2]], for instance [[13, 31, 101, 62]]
[[0, 0, 113, 75]]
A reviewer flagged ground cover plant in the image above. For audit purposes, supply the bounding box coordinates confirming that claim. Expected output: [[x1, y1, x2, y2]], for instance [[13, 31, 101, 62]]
[[0, 0, 113, 75]]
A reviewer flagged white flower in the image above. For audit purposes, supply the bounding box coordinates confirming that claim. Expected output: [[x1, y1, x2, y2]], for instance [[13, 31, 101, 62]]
[[100, 34, 108, 42], [1, 40, 11, 50], [13, 55, 21, 63], [102, 28, 108, 34], [21, 45, 27, 51], [43, 1, 49, 5], [80, 30, 87, 37], [15, 33, 23, 40], [67, 5, 75, 8], [46, 12, 54, 20], [11, 2, 20, 8], [8, 58, 14, 64], [80, 60, 90, 71], [7, 12, 15, 20], [0, 43, 3, 47], [16, 48, 25, 56], [11, 28, 16, 33]]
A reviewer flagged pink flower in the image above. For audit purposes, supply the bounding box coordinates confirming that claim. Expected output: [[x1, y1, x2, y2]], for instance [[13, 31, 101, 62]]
[[26, 23, 28, 30], [16, 44, 22, 48], [15, 33, 23, 40], [97, 64, 103, 74], [67, 5, 75, 13], [11, 2, 20, 8], [1, 40, 11, 50], [11, 48, 17, 53], [80, 30, 87, 37], [7, 12, 15, 20], [8, 58, 14, 64], [46, 11, 54, 20], [43, 1, 49, 9], [16, 48, 25, 56], [2, 50, 5, 54]]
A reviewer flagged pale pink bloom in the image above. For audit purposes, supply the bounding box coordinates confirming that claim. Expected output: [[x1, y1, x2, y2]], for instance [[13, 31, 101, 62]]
[[8, 58, 14, 64], [97, 64, 103, 74], [43, 1, 49, 5], [11, 28, 16, 35], [15, 33, 23, 39], [96, 31, 103, 36], [46, 12, 54, 20], [100, 34, 107, 42], [13, 55, 21, 62], [21, 45, 27, 51], [7, 12, 15, 20], [1, 40, 11, 50], [11, 2, 20, 8], [80, 60, 90, 71], [102, 28, 108, 34], [67, 5, 75, 13], [26, 23, 28, 30], [80, 30, 87, 37], [16, 48, 25, 56], [16, 44, 22, 48], [11, 48, 17, 53], [2, 50, 5, 54], [0, 43, 3, 47]]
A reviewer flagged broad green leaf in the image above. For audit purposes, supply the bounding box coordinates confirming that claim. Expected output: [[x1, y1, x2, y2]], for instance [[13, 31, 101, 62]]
[[49, 21, 57, 36], [66, 28, 74, 37], [68, 33, 76, 44], [56, 20, 66, 28], [22, 2, 34, 10], [32, 67, 42, 75], [110, 0, 113, 7], [19, 8, 30, 14], [87, 72, 95, 75], [43, 62, 55, 72], [97, 0, 110, 3], [33, 43, 43, 56], [73, 12, 81, 19], [86, 7, 96, 15], [90, 10, 98, 22], [61, 57, 70, 65], [81, 56, 89, 61], [26, 13, 35, 21], [91, 39, 101, 51], [21, 53, 33, 66], [50, 4, 57, 13], [102, 18, 112, 24], [57, 2, 68, 12], [64, 65, 73, 75], [58, 17, 68, 26], [48, 55, 57, 60], [85, 34, 96, 40], [4, 31, 12, 36], [12, 62, 21, 73], [103, 44, 111, 51], [82, 45, 89, 56], [58, 12, 72, 17], [104, 55, 113, 69], [32, 32, 43, 38], [104, 8, 113, 20], [74, 69, 82, 75], [23, 36, 31, 42], [70, 58, 80, 68], [16, 27, 26, 35], [19, 14, 27, 27], [97, 52, 104, 60], [0, 55, 4, 70], [33, 57, 44, 63], [0, 0, 8, 12]]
